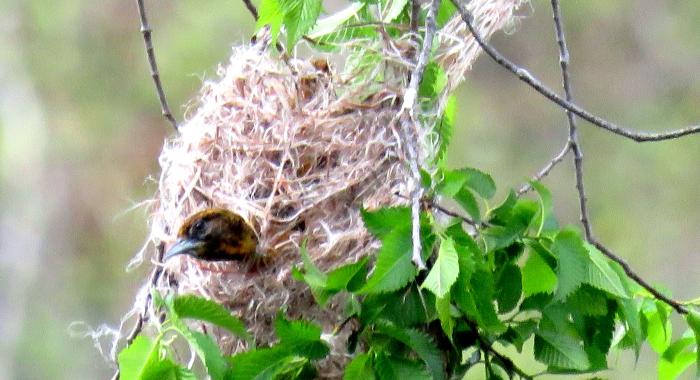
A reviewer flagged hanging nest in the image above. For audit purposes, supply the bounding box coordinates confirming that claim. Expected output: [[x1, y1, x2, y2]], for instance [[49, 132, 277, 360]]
[[123, 0, 527, 377]]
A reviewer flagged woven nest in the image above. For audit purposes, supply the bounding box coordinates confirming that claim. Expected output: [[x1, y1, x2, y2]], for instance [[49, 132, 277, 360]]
[[124, 0, 527, 376]]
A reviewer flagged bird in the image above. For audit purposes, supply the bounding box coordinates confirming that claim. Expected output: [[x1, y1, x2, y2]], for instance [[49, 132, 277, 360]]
[[163, 208, 259, 262]]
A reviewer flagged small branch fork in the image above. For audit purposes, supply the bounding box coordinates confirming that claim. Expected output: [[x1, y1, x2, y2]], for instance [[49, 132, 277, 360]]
[[136, 0, 179, 132], [448, 0, 689, 314]]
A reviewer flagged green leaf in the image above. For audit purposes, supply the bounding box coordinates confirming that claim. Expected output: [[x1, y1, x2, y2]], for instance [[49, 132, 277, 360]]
[[284, 0, 322, 48], [344, 353, 375, 380], [177, 330, 228, 380], [495, 263, 522, 314], [434, 95, 456, 163], [274, 316, 329, 360], [257, 0, 285, 42], [616, 298, 643, 356], [422, 237, 459, 298], [375, 323, 446, 380], [534, 330, 590, 371], [118, 335, 162, 380], [436, 294, 454, 339], [686, 310, 700, 378], [418, 62, 447, 98], [566, 286, 609, 317], [361, 207, 410, 239], [326, 257, 369, 292], [308, 3, 365, 39], [437, 168, 496, 200], [583, 243, 628, 298], [383, 0, 409, 22], [658, 351, 696, 380], [374, 354, 432, 380], [522, 249, 557, 296], [360, 225, 416, 294], [171, 295, 251, 343], [454, 188, 481, 223], [227, 347, 294, 380], [487, 190, 517, 224], [463, 269, 505, 333], [531, 181, 552, 236], [436, 0, 457, 27], [662, 336, 695, 362], [552, 230, 589, 302], [644, 304, 672, 354]]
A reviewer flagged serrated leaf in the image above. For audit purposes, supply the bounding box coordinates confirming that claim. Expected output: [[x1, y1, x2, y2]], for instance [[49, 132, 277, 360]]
[[468, 270, 506, 333], [419, 62, 447, 98], [534, 330, 590, 371], [383, 0, 408, 22], [257, 0, 285, 42], [552, 230, 589, 302], [361, 207, 410, 239], [376, 323, 446, 380], [522, 250, 557, 296], [686, 310, 700, 378], [275, 316, 329, 360], [566, 286, 609, 317], [360, 225, 416, 294], [437, 168, 496, 200], [487, 191, 517, 224], [344, 353, 375, 380], [171, 295, 251, 343], [228, 347, 293, 380], [495, 263, 522, 314], [422, 237, 459, 298], [435, 95, 456, 162], [374, 354, 432, 380], [284, 0, 322, 47], [118, 335, 161, 380], [308, 2, 364, 38], [179, 330, 228, 380], [326, 257, 369, 292], [583, 243, 628, 298]]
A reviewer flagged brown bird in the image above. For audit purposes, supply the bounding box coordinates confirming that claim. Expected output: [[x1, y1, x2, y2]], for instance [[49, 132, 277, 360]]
[[163, 208, 258, 262]]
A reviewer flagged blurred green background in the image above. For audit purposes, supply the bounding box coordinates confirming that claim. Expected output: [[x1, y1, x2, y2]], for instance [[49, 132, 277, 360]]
[[0, 0, 698, 379]]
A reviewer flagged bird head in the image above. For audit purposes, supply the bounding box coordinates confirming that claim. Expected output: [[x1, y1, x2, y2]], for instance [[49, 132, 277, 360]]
[[163, 208, 258, 262]]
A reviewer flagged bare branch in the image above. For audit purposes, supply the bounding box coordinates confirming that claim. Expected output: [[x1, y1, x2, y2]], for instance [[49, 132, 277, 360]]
[[548, 0, 687, 314], [136, 0, 179, 132], [450, 0, 700, 142], [516, 142, 571, 195]]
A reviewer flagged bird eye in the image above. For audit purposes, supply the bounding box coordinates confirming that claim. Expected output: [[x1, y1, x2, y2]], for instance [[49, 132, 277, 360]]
[[189, 219, 207, 239]]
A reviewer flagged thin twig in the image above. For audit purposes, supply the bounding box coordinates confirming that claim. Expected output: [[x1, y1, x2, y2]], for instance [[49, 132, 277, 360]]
[[111, 244, 167, 380], [548, 0, 592, 240], [468, 321, 533, 379], [591, 240, 687, 314], [242, 0, 259, 19], [136, 0, 178, 132], [548, 0, 687, 315], [516, 142, 571, 195], [449, 0, 700, 142]]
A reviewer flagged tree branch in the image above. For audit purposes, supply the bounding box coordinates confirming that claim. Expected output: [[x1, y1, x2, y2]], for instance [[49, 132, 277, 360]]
[[135, 0, 179, 132], [449, 0, 700, 142], [516, 142, 571, 195], [548, 0, 687, 314]]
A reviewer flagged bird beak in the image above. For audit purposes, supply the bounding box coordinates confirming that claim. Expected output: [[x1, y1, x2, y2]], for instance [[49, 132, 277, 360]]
[[163, 238, 203, 261]]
